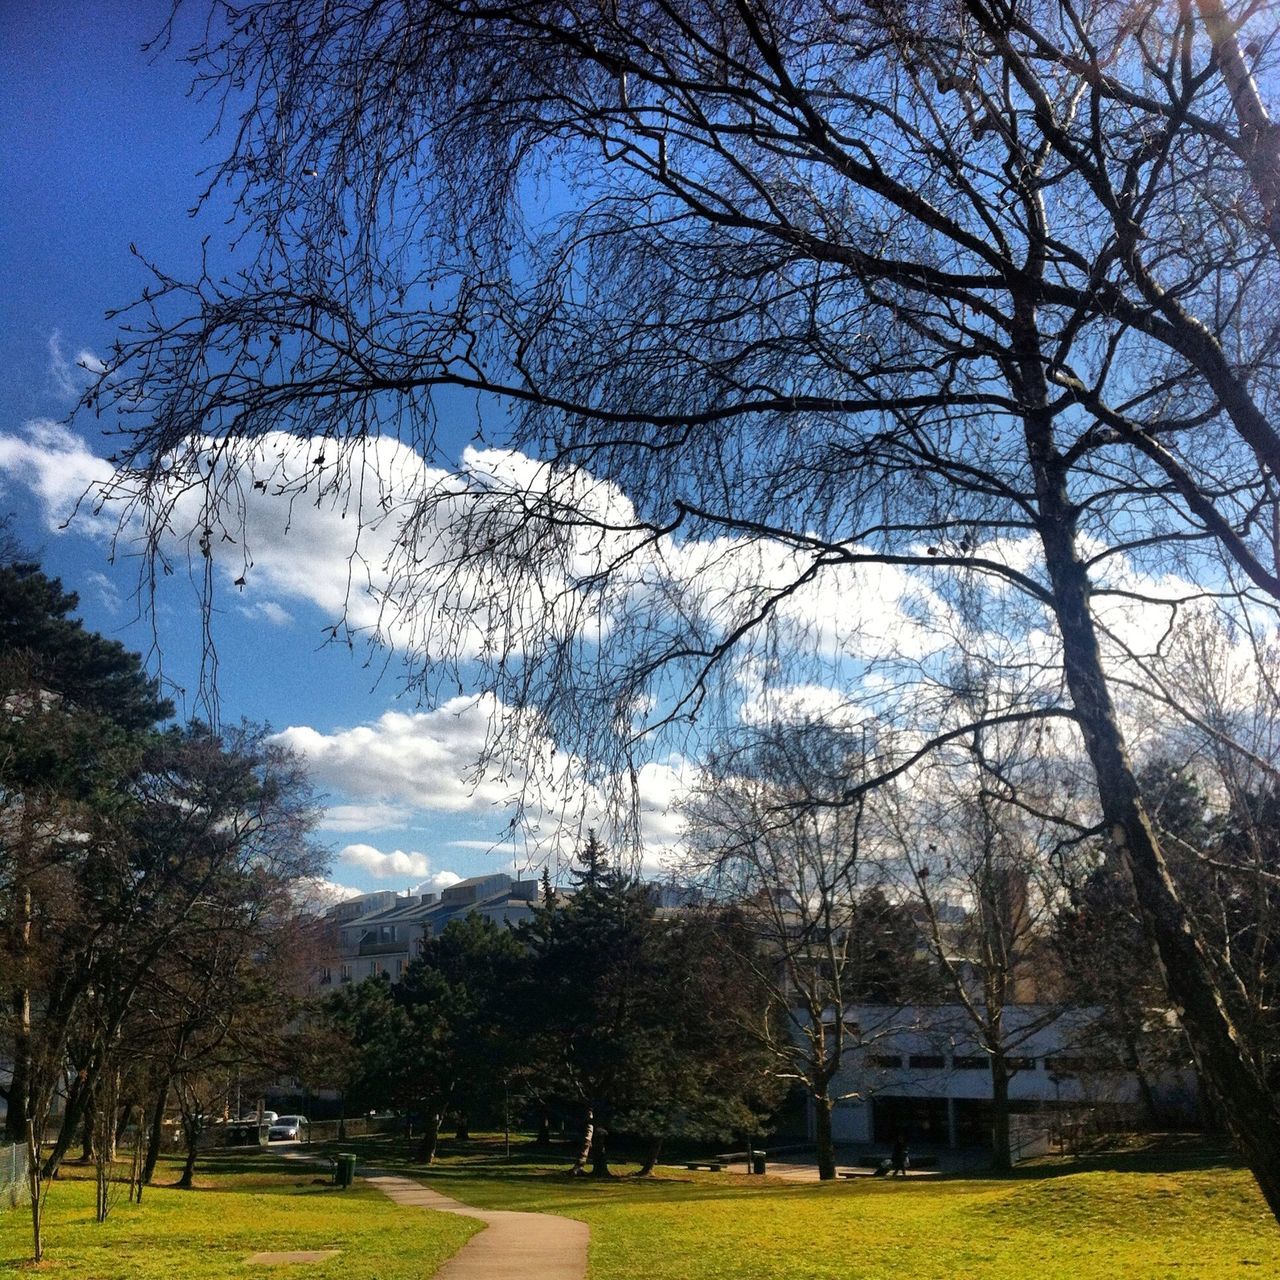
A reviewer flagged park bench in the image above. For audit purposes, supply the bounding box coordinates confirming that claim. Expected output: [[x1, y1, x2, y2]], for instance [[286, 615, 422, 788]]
[[855, 1154, 939, 1169], [685, 1161, 724, 1172]]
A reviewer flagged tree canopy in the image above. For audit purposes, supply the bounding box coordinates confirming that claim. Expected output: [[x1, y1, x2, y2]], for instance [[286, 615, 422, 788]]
[[85, 0, 1280, 1219]]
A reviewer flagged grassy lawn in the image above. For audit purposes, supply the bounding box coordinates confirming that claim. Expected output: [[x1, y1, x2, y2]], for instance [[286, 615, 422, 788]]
[[3, 1138, 1277, 1278], [330, 1135, 1280, 1280], [0, 1151, 478, 1277]]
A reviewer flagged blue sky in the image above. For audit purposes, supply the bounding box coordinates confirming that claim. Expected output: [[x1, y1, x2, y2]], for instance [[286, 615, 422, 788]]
[[0, 1, 605, 898], [0, 3, 1047, 903]]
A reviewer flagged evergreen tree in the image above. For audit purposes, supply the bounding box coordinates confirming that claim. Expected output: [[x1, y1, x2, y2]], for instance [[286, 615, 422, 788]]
[[518, 834, 777, 1175]]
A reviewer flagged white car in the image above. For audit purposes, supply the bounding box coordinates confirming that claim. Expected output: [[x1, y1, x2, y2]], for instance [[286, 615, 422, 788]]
[[268, 1115, 308, 1141]]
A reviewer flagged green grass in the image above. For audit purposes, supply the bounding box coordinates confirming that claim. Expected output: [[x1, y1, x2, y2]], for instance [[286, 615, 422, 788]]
[[335, 1135, 1280, 1280], [4, 1138, 1278, 1278], [0, 1152, 478, 1277]]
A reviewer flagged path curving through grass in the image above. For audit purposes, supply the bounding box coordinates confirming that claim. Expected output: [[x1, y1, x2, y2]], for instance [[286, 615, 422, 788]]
[[363, 1169, 589, 1280]]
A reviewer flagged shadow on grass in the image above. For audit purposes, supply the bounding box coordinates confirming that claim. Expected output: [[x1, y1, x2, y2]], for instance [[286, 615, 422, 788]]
[[102, 1149, 347, 1198], [308, 1130, 1247, 1214]]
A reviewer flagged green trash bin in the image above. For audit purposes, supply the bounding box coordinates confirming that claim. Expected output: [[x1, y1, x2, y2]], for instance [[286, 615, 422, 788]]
[[752, 1151, 766, 1176], [335, 1153, 357, 1188]]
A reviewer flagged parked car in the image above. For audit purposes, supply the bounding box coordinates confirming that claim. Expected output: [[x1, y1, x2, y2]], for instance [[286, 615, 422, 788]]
[[268, 1115, 309, 1142], [242, 1111, 278, 1125]]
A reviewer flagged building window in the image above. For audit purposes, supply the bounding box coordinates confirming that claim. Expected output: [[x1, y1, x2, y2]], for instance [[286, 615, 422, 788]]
[[339, 963, 352, 983], [318, 966, 332, 985], [1006, 1056, 1037, 1071], [952, 1055, 987, 1071], [908, 1055, 945, 1070], [398, 958, 409, 978], [1045, 1056, 1113, 1075], [868, 1054, 902, 1069]]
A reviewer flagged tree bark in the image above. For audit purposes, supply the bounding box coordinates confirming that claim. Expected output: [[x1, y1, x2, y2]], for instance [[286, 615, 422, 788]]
[[142, 1078, 170, 1186], [45, 1070, 91, 1178], [570, 1109, 593, 1176], [535, 1111, 551, 1148], [176, 1114, 200, 1189], [1025, 399, 1280, 1218], [989, 1053, 1012, 1172], [5, 886, 33, 1144], [636, 1135, 662, 1176], [813, 1090, 837, 1181], [1194, 0, 1280, 255], [1122, 1032, 1162, 1129], [589, 1125, 610, 1178], [27, 1119, 42, 1264], [454, 1113, 469, 1141], [415, 1108, 441, 1164]]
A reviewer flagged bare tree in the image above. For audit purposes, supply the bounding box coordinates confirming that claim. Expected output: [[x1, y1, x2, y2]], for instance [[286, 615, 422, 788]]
[[683, 724, 935, 1179], [91, 0, 1280, 1217], [885, 748, 1073, 1169]]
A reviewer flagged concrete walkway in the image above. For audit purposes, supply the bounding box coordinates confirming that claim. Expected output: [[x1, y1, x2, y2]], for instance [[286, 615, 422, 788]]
[[363, 1171, 589, 1280]]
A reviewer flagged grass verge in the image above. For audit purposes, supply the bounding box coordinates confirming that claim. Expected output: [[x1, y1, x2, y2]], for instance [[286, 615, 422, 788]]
[[0, 1151, 478, 1277]]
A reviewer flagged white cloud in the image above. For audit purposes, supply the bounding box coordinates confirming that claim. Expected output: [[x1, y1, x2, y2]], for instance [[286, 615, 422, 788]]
[[316, 801, 417, 833], [339, 843, 433, 878], [0, 420, 946, 694], [6, 414, 1263, 863], [338, 843, 462, 884], [47, 332, 105, 399], [412, 871, 462, 894], [448, 839, 523, 854], [84, 570, 123, 615], [292, 876, 364, 912], [0, 420, 116, 534], [237, 599, 295, 627], [274, 694, 523, 816]]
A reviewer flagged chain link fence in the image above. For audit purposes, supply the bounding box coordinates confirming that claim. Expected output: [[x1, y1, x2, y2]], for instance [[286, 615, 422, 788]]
[[1, 1143, 29, 1210]]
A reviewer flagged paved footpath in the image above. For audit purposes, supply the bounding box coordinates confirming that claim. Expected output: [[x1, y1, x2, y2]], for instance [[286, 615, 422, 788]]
[[363, 1170, 589, 1280]]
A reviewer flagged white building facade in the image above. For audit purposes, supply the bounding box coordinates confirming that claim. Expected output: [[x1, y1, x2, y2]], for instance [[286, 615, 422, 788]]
[[820, 1004, 1198, 1152]]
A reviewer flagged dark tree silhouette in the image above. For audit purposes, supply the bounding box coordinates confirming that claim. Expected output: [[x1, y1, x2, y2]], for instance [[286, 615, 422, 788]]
[[88, 0, 1280, 1218]]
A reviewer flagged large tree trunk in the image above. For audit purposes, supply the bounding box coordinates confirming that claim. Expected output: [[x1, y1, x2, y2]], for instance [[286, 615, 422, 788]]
[[415, 1108, 441, 1164], [636, 1135, 662, 1176], [142, 1078, 170, 1186], [1122, 1030, 1162, 1129], [176, 1126, 199, 1190], [454, 1113, 469, 1141], [45, 1070, 91, 1179], [989, 1053, 1012, 1172], [535, 1111, 551, 1148], [589, 1125, 610, 1178], [813, 1090, 837, 1181], [1026, 399, 1280, 1218], [570, 1109, 593, 1176], [175, 1095, 201, 1191], [1194, 0, 1280, 255]]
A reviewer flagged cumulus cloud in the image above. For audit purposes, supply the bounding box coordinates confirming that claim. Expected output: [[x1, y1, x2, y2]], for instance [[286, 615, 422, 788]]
[[5, 414, 1257, 863], [274, 694, 522, 816], [337, 843, 463, 886], [413, 872, 463, 894], [0, 420, 116, 534], [339, 843, 434, 878], [0, 419, 949, 694], [292, 876, 364, 912]]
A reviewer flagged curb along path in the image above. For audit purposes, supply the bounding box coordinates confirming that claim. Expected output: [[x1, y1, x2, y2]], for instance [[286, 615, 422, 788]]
[[363, 1170, 590, 1280]]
